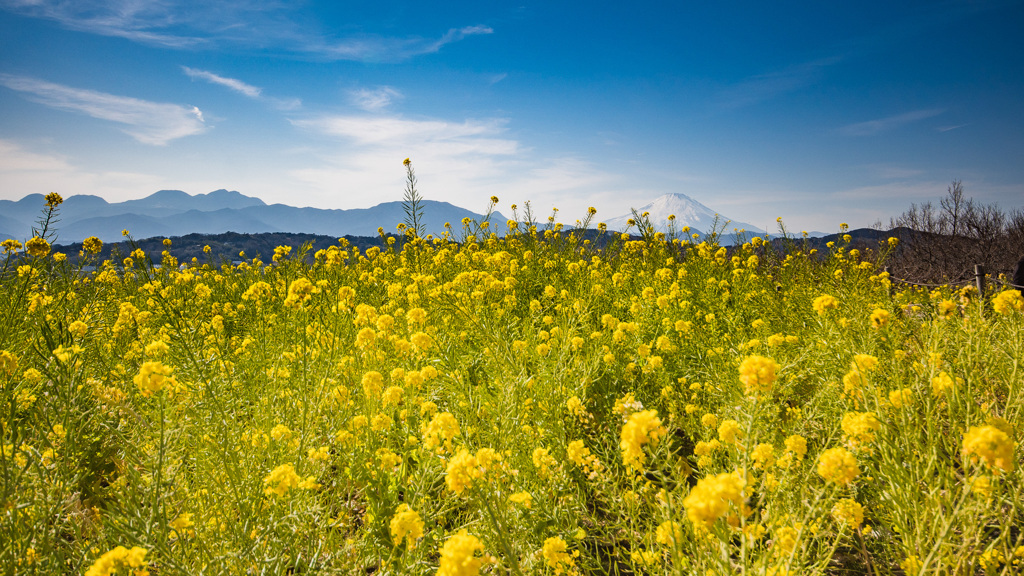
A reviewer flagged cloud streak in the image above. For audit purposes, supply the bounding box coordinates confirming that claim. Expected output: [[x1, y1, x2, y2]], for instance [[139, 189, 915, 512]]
[[717, 56, 843, 108], [182, 66, 261, 98], [348, 87, 402, 112], [0, 0, 210, 48], [838, 108, 944, 136], [0, 74, 206, 145], [0, 1, 492, 61], [317, 25, 493, 62], [295, 114, 517, 155], [286, 111, 644, 218]]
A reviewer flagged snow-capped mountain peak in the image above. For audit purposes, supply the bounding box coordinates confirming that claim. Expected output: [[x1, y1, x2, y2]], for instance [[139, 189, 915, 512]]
[[604, 193, 764, 234]]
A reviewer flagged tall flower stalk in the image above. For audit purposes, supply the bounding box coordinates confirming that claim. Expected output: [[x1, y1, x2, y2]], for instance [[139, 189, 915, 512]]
[[402, 158, 425, 237]]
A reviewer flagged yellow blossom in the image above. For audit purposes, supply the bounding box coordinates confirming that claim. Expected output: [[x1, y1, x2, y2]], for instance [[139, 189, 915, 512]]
[[962, 425, 1014, 473], [284, 277, 316, 309], [83, 236, 103, 254], [869, 308, 889, 329], [382, 385, 404, 407], [817, 447, 860, 485], [541, 536, 574, 573], [937, 299, 957, 318], [620, 409, 667, 471], [362, 371, 384, 399], [841, 412, 881, 446], [437, 530, 487, 576], [830, 498, 864, 530], [532, 446, 557, 478], [718, 419, 743, 446], [25, 236, 50, 257], [85, 546, 148, 576], [993, 290, 1024, 314], [390, 503, 424, 548], [888, 388, 913, 409], [134, 361, 176, 396], [682, 472, 745, 528], [812, 294, 838, 315], [931, 371, 955, 395], [263, 464, 302, 496], [423, 412, 461, 452], [900, 555, 923, 574], [738, 354, 780, 397], [509, 491, 533, 508], [751, 443, 775, 470], [655, 521, 683, 546], [445, 449, 479, 494]]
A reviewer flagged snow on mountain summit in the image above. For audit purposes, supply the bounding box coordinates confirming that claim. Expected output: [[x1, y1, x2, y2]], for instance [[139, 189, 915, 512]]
[[603, 193, 765, 234]]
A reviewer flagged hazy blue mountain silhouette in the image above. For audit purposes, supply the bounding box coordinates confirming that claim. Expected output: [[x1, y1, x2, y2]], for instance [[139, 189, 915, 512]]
[[1, 190, 504, 242]]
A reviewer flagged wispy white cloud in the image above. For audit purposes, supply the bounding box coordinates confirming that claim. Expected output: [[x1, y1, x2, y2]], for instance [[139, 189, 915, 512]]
[[268, 97, 303, 111], [179, 66, 301, 109], [318, 25, 493, 62], [295, 115, 518, 154], [182, 66, 261, 98], [348, 87, 402, 112], [936, 123, 969, 133], [717, 56, 842, 108], [0, 0, 211, 48], [0, 74, 206, 145], [0, 1, 492, 61], [838, 108, 944, 136], [286, 112, 647, 218]]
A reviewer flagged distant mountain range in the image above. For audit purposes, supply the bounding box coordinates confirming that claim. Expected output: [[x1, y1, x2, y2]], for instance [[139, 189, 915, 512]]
[[0, 189, 506, 243], [2, 189, 826, 244]]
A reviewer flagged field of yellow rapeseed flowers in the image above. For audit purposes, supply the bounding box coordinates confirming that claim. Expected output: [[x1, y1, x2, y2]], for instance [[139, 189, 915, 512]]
[[1, 197, 1022, 575]]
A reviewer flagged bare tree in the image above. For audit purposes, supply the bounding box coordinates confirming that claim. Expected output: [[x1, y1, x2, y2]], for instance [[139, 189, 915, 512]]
[[940, 179, 968, 237], [887, 180, 1024, 285]]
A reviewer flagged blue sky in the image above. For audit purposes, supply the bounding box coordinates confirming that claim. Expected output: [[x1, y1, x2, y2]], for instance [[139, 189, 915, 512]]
[[1, 0, 1022, 232]]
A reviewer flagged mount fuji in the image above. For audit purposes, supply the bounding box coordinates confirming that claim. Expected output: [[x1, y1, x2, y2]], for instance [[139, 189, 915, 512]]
[[604, 193, 766, 235]]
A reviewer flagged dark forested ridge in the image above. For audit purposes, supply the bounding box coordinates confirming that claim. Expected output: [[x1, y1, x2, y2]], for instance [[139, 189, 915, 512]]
[[53, 231, 392, 264]]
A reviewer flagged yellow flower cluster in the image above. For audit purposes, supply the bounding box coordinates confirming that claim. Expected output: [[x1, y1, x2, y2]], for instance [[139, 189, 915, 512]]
[[817, 447, 860, 485], [445, 449, 480, 494], [718, 419, 743, 446], [738, 354, 780, 397], [869, 308, 889, 329], [682, 471, 745, 528], [390, 503, 424, 548], [841, 412, 881, 447], [423, 412, 461, 453], [263, 463, 318, 496], [993, 289, 1024, 314], [133, 361, 176, 396], [830, 498, 864, 530], [83, 236, 103, 254], [25, 237, 50, 257], [620, 409, 667, 471], [842, 354, 878, 402], [532, 446, 557, 478], [655, 520, 683, 546], [284, 277, 316, 309], [567, 439, 603, 477], [437, 530, 487, 576], [541, 536, 575, 573], [812, 294, 838, 315], [962, 425, 1015, 473], [85, 546, 148, 576]]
